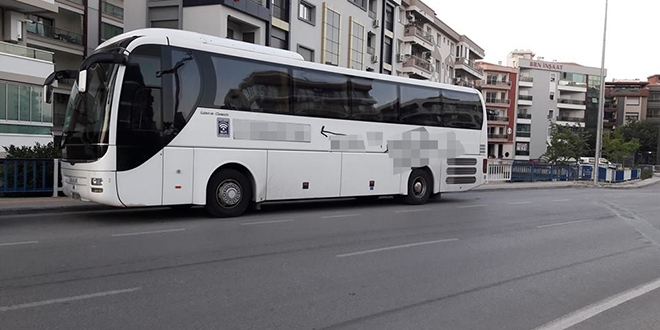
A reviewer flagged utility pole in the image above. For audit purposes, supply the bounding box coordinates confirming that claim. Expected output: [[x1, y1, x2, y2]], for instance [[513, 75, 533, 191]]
[[594, 0, 609, 186]]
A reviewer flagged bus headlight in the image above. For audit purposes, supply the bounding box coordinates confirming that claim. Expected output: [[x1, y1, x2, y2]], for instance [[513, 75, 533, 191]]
[[91, 178, 103, 186]]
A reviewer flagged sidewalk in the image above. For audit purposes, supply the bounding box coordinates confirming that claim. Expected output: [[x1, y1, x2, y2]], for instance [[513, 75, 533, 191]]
[[477, 174, 660, 191]]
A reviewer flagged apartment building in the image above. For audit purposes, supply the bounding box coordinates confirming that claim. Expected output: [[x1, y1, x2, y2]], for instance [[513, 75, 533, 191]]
[[0, 0, 57, 156], [647, 75, 660, 125], [477, 61, 516, 160], [603, 79, 649, 131], [0, 0, 124, 156], [507, 49, 606, 160]]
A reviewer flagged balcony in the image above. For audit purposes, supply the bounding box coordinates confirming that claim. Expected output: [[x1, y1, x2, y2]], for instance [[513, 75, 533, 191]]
[[488, 133, 509, 141], [517, 113, 532, 119], [403, 25, 434, 51], [454, 57, 484, 80], [558, 80, 587, 93], [272, 0, 288, 22], [26, 22, 84, 54], [487, 116, 509, 125], [557, 98, 586, 110], [486, 98, 510, 108], [604, 102, 618, 112], [0, 41, 53, 62], [402, 55, 432, 80], [519, 76, 534, 88], [102, 1, 124, 20], [556, 116, 586, 126], [518, 95, 533, 106], [9, 0, 57, 13], [480, 80, 511, 90]]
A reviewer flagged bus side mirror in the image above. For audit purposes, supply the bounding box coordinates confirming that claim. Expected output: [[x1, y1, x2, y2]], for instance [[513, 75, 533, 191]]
[[43, 85, 53, 104], [78, 70, 88, 93]]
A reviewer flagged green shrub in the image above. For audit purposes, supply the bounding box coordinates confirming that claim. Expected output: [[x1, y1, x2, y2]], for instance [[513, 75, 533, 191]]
[[641, 169, 654, 180], [3, 142, 61, 159]]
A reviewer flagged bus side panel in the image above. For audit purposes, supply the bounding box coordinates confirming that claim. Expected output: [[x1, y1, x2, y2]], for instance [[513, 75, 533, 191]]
[[192, 148, 267, 205], [116, 152, 164, 207], [162, 147, 194, 205], [266, 151, 341, 201], [340, 153, 401, 197]]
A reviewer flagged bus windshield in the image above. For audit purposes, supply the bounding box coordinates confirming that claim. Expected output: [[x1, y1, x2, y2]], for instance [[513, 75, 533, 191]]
[[61, 62, 118, 161]]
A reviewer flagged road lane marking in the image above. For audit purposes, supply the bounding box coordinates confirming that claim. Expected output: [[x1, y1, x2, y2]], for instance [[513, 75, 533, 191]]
[[456, 204, 487, 209], [536, 219, 595, 229], [0, 287, 141, 312], [508, 201, 532, 205], [533, 277, 660, 330], [322, 214, 361, 219], [0, 241, 38, 247], [395, 208, 432, 213], [111, 228, 186, 237], [240, 219, 294, 226], [337, 238, 459, 258], [553, 199, 570, 202]]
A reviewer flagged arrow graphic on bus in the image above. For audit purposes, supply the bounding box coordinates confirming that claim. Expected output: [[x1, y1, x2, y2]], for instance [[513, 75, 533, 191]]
[[320, 126, 346, 138]]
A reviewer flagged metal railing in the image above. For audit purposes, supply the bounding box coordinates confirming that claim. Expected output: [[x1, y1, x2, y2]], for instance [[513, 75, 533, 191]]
[[557, 116, 585, 123], [517, 113, 532, 119], [26, 22, 83, 46], [0, 159, 60, 196], [487, 163, 644, 183], [102, 1, 124, 19], [403, 55, 431, 73], [454, 57, 484, 75], [0, 41, 53, 62], [518, 95, 533, 101], [516, 131, 531, 137], [404, 25, 434, 44], [519, 76, 534, 82], [486, 98, 510, 105], [487, 116, 509, 122], [488, 133, 509, 139], [485, 80, 511, 87], [558, 99, 586, 105]]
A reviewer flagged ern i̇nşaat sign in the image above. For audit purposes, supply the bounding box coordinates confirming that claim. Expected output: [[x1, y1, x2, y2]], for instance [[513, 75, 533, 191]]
[[528, 61, 564, 71]]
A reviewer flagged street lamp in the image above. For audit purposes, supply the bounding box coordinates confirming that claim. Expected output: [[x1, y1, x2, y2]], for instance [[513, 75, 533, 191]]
[[594, 0, 609, 186]]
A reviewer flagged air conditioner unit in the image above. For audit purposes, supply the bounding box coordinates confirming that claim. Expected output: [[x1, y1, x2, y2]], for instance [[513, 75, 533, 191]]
[[371, 54, 378, 63], [372, 19, 380, 28], [397, 54, 405, 62]]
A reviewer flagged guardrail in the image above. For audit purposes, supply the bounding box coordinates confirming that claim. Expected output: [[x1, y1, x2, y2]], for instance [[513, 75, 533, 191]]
[[487, 163, 644, 183], [0, 159, 61, 197]]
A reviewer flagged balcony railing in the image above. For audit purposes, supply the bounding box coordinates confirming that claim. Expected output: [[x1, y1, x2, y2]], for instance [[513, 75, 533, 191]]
[[403, 55, 431, 73], [519, 76, 534, 82], [59, 0, 84, 5], [487, 116, 509, 122], [26, 22, 83, 46], [485, 80, 511, 87], [558, 116, 585, 123], [517, 113, 532, 119], [0, 41, 53, 62], [404, 25, 434, 44], [559, 80, 587, 88], [455, 57, 484, 75], [486, 98, 510, 105], [102, 1, 124, 19], [516, 132, 531, 138], [488, 133, 509, 139], [558, 99, 586, 105], [518, 95, 533, 101]]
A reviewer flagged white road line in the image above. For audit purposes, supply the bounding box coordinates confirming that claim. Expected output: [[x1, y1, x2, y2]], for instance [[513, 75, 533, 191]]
[[0, 287, 141, 312], [553, 199, 570, 202], [337, 238, 459, 258], [456, 204, 487, 209], [322, 214, 361, 219], [533, 277, 660, 330], [240, 219, 294, 226], [111, 228, 186, 237], [395, 208, 433, 213], [508, 201, 532, 205], [0, 241, 38, 247], [536, 219, 595, 229]]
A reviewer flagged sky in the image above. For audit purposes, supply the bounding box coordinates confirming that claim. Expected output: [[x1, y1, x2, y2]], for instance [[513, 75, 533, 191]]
[[425, 0, 659, 81]]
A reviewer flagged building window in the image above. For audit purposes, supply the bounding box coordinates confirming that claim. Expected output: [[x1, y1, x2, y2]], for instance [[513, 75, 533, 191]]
[[348, 0, 366, 10], [383, 36, 392, 65], [271, 27, 288, 50], [350, 20, 365, 70], [0, 81, 49, 126], [323, 7, 340, 66], [385, 4, 394, 31], [272, 0, 289, 22], [299, 1, 315, 24], [626, 97, 640, 106], [297, 45, 314, 62], [101, 22, 123, 42]]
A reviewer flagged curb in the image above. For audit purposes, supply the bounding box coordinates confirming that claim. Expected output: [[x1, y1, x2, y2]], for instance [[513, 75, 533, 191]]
[[473, 184, 587, 192], [601, 179, 660, 189], [1, 204, 116, 216]]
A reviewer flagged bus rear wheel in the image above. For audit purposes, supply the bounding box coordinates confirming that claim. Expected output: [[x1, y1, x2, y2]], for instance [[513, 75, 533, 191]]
[[205, 169, 252, 218], [401, 169, 432, 205]]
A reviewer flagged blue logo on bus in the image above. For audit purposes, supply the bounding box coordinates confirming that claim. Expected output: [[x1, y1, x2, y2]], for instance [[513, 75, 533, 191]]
[[217, 118, 230, 137]]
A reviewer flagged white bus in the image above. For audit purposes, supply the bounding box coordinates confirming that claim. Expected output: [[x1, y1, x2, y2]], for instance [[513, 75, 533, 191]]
[[43, 28, 488, 218]]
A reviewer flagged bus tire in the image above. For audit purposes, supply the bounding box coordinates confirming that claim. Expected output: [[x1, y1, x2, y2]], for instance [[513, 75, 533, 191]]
[[402, 169, 432, 205], [205, 169, 252, 218]]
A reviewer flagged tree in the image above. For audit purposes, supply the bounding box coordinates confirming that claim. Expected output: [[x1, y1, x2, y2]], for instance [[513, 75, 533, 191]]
[[616, 120, 658, 154], [602, 129, 641, 164], [542, 123, 591, 164]]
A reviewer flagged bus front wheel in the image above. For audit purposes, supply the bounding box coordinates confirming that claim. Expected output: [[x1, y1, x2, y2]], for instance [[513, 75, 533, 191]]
[[401, 169, 432, 205], [205, 169, 252, 218]]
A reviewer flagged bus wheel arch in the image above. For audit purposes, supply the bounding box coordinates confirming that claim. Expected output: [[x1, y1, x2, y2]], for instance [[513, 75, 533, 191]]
[[401, 167, 434, 205], [205, 163, 256, 218]]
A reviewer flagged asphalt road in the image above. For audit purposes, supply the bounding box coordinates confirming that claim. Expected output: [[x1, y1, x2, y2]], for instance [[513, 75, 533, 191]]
[[2, 185, 660, 330]]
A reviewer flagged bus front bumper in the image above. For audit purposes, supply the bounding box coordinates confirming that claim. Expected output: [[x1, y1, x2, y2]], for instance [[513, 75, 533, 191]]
[[61, 169, 124, 207]]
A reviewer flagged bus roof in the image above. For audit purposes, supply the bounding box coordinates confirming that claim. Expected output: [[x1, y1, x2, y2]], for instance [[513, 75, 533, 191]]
[[98, 28, 481, 97]]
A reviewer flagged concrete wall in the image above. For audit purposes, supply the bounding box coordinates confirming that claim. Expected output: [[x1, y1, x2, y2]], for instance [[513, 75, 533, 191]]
[[182, 4, 266, 44], [124, 0, 149, 31]]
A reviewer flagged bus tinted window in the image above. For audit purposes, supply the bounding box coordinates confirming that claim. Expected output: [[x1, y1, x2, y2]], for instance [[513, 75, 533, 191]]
[[440, 89, 483, 130], [210, 55, 290, 114], [162, 48, 201, 133], [399, 85, 442, 126], [292, 68, 350, 119], [350, 78, 398, 123]]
